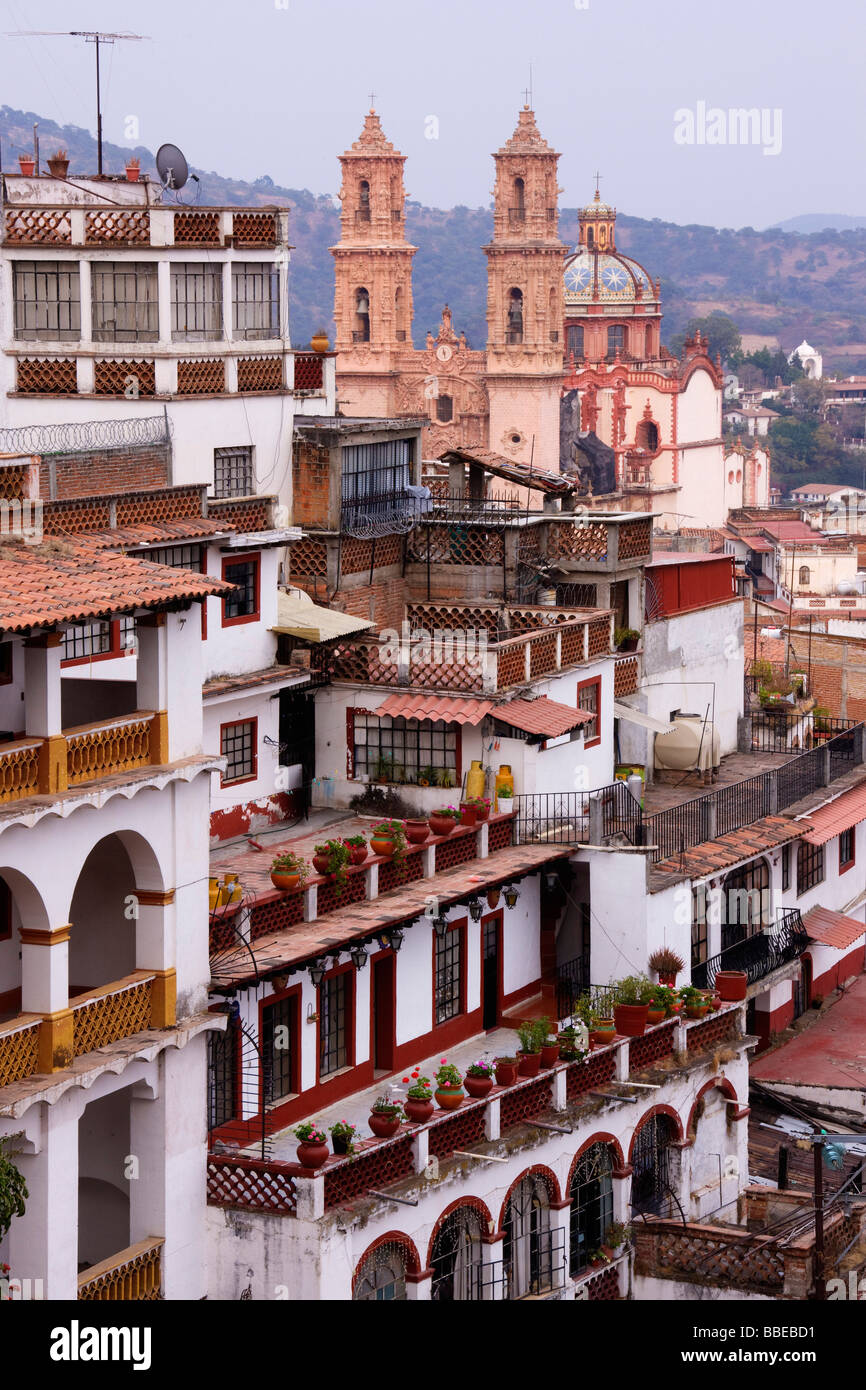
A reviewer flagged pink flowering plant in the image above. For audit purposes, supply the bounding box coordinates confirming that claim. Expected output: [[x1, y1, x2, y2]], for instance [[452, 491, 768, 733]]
[[403, 1068, 432, 1100], [371, 1095, 405, 1120], [294, 1121, 327, 1144], [433, 806, 460, 818], [434, 1060, 463, 1090], [465, 1058, 495, 1079], [646, 984, 679, 1017], [328, 1120, 358, 1154]]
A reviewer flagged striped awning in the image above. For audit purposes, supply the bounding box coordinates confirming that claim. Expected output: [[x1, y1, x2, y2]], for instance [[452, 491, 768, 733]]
[[370, 694, 496, 725]]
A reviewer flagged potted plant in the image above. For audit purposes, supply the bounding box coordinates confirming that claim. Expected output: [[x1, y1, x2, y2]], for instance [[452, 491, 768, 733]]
[[612, 975, 654, 1037], [434, 1061, 465, 1110], [715, 970, 748, 1002], [496, 775, 515, 815], [494, 1055, 518, 1086], [605, 1221, 631, 1256], [404, 817, 430, 845], [646, 984, 678, 1021], [47, 148, 69, 178], [463, 1059, 495, 1099], [374, 754, 396, 784], [540, 1032, 561, 1068], [614, 626, 641, 653], [270, 851, 308, 892], [403, 1072, 435, 1123], [679, 985, 709, 1020], [311, 328, 330, 353], [647, 946, 685, 987], [417, 764, 435, 788], [369, 1095, 405, 1139], [459, 799, 478, 826], [312, 840, 351, 895], [370, 820, 407, 870], [294, 1121, 329, 1169], [465, 795, 491, 823], [429, 805, 459, 837], [342, 833, 368, 866], [434, 766, 456, 789], [557, 1025, 586, 1062], [329, 1120, 357, 1156], [516, 1019, 547, 1076], [17, 154, 35, 176], [125, 154, 141, 182]]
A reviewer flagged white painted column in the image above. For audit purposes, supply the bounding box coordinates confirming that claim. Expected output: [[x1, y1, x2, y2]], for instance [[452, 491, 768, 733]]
[[20, 924, 69, 1014], [23, 636, 62, 737], [157, 259, 172, 345], [7, 1094, 79, 1299]]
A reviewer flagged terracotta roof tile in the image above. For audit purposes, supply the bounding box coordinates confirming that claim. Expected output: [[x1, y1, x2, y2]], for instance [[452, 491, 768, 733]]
[[653, 815, 810, 879], [801, 905, 866, 950], [84, 518, 235, 549], [438, 447, 574, 495], [798, 781, 866, 845], [492, 695, 593, 737], [371, 694, 495, 725]]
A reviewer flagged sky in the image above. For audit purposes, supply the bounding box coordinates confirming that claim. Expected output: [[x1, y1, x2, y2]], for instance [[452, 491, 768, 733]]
[[0, 0, 863, 228]]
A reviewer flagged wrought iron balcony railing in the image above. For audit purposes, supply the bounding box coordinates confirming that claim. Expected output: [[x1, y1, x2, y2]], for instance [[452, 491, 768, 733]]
[[692, 908, 809, 992]]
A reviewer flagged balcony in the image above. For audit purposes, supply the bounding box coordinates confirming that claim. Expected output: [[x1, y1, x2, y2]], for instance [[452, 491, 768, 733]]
[[0, 712, 166, 807], [78, 1237, 164, 1301], [2, 200, 282, 251], [692, 909, 809, 992]]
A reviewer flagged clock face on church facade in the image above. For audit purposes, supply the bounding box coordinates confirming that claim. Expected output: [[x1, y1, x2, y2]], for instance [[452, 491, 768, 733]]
[[436, 344, 453, 362]]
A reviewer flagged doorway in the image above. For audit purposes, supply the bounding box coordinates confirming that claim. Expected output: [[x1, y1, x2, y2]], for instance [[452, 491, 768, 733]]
[[372, 953, 395, 1074], [482, 913, 502, 1030], [278, 687, 315, 817]]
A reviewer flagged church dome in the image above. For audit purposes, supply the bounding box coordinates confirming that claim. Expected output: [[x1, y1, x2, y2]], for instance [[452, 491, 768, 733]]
[[564, 246, 654, 306]]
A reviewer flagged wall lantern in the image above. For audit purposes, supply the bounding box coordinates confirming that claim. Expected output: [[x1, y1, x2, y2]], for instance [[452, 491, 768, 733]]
[[388, 926, 405, 952], [308, 959, 327, 988], [433, 914, 449, 938], [467, 898, 483, 922], [349, 943, 369, 970], [503, 884, 520, 909]]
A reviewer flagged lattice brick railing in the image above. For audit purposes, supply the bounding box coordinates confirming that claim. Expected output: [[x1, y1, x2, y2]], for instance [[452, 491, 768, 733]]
[[78, 1238, 164, 1301], [426, 1103, 486, 1161], [0, 740, 41, 803], [323, 1134, 415, 1210], [614, 656, 639, 697], [17, 358, 77, 394], [5, 207, 71, 244], [618, 518, 652, 561], [581, 1262, 622, 1300], [94, 359, 156, 397], [71, 973, 155, 1056], [173, 210, 220, 245], [177, 358, 225, 394], [685, 1009, 739, 1054], [547, 519, 609, 562], [0, 463, 27, 501], [233, 212, 277, 246], [66, 715, 152, 786], [85, 209, 149, 244], [207, 1154, 300, 1214], [237, 356, 282, 392], [628, 1020, 677, 1072], [636, 1221, 784, 1292], [0, 1016, 40, 1087], [294, 353, 324, 391]]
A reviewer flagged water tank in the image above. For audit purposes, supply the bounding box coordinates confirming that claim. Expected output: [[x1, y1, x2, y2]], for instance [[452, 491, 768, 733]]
[[837, 580, 858, 596], [654, 716, 721, 773]]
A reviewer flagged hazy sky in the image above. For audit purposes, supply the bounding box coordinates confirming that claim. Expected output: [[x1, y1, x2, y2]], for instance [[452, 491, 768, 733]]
[[0, 0, 862, 228]]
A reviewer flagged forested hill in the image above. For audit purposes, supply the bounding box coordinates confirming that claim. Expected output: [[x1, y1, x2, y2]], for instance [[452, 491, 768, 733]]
[[4, 104, 866, 368]]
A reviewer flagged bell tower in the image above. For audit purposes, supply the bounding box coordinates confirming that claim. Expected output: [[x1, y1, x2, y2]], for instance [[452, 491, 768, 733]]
[[484, 107, 568, 463], [331, 109, 417, 414]]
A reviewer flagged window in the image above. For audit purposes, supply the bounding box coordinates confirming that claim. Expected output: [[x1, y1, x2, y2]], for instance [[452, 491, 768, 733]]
[[504, 1174, 559, 1299], [510, 179, 525, 225], [207, 1024, 238, 1131], [171, 263, 223, 340], [631, 1114, 677, 1216], [354, 1248, 408, 1301], [606, 325, 625, 360], [357, 180, 371, 223], [340, 438, 412, 526], [577, 676, 601, 748], [691, 886, 708, 970], [436, 393, 453, 423], [570, 1143, 615, 1276], [13, 260, 80, 340], [434, 922, 463, 1025], [320, 970, 350, 1076], [222, 554, 260, 624], [506, 288, 523, 343], [782, 843, 791, 891], [262, 993, 295, 1102], [352, 713, 458, 785], [118, 616, 137, 650], [635, 419, 659, 451], [147, 544, 203, 573], [214, 446, 254, 498], [798, 565, 811, 586], [220, 719, 257, 784], [721, 858, 770, 949], [61, 621, 111, 662], [430, 1206, 484, 1301], [232, 263, 279, 340], [91, 262, 158, 342], [0, 642, 13, 686], [839, 827, 855, 873], [797, 841, 825, 896], [566, 324, 584, 359]]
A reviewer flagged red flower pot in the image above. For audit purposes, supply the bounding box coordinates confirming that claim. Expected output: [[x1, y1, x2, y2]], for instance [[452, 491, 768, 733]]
[[428, 815, 456, 837], [495, 1059, 518, 1086], [18, 157, 35, 176], [370, 836, 394, 858], [464, 1075, 494, 1099], [404, 1098, 435, 1124], [715, 970, 747, 1002], [270, 871, 300, 891], [474, 805, 490, 822], [540, 1042, 560, 1068], [312, 853, 331, 876], [345, 843, 368, 866], [459, 803, 477, 826], [435, 1087, 464, 1111], [646, 1008, 666, 1026], [404, 820, 429, 845], [296, 1141, 329, 1169], [517, 1051, 541, 1077], [369, 1112, 402, 1139], [590, 1026, 617, 1046], [613, 1003, 649, 1038]]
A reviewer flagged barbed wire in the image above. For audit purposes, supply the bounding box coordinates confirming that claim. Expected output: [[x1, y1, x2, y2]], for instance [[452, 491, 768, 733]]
[[0, 414, 171, 456]]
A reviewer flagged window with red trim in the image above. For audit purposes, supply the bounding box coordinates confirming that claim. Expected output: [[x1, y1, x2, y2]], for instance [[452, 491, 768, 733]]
[[221, 552, 260, 625], [434, 921, 465, 1025], [61, 619, 136, 666], [262, 991, 298, 1101], [320, 968, 353, 1077], [839, 827, 856, 874], [220, 717, 257, 785], [577, 676, 601, 748]]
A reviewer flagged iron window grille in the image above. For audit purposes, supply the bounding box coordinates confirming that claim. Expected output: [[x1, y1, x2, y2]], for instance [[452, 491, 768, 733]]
[[214, 446, 254, 498], [503, 1175, 564, 1299], [353, 713, 457, 785], [220, 719, 256, 784], [13, 260, 81, 340], [171, 263, 223, 341], [223, 558, 259, 621], [569, 1142, 615, 1277], [797, 841, 824, 895], [320, 972, 349, 1076], [839, 827, 855, 871], [340, 438, 412, 528], [61, 621, 111, 661], [354, 1247, 408, 1301], [606, 325, 625, 360], [782, 842, 791, 891], [435, 924, 463, 1025], [721, 858, 770, 950], [566, 325, 584, 359], [118, 616, 137, 649], [207, 1027, 238, 1131], [261, 994, 294, 1101], [91, 262, 158, 342], [691, 886, 708, 970], [232, 263, 280, 340], [631, 1114, 677, 1216], [436, 394, 454, 423], [431, 1207, 486, 1301], [577, 677, 600, 745]]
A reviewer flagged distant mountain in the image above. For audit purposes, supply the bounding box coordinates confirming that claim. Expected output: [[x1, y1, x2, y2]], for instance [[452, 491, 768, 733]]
[[4, 106, 866, 369], [769, 214, 866, 234]]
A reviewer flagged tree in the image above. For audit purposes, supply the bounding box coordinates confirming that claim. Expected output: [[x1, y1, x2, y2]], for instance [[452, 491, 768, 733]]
[[683, 311, 741, 363], [792, 378, 827, 415]]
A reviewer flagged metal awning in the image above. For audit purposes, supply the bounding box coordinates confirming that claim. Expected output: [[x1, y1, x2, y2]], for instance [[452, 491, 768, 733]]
[[613, 703, 676, 735], [369, 694, 496, 725], [270, 591, 374, 643]]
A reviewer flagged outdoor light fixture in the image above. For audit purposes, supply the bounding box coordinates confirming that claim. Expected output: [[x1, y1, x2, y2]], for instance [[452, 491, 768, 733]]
[[433, 913, 449, 938], [467, 897, 483, 922], [504, 884, 520, 909], [389, 926, 405, 952], [349, 943, 369, 970], [308, 958, 327, 988]]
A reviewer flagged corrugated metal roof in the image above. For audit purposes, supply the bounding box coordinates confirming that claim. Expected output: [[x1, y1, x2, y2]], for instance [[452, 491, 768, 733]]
[[371, 694, 496, 725], [491, 695, 594, 737], [802, 905, 866, 950], [798, 781, 866, 846], [270, 591, 374, 642]]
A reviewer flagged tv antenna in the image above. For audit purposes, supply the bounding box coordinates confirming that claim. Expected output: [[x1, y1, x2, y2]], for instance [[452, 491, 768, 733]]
[[6, 31, 148, 176]]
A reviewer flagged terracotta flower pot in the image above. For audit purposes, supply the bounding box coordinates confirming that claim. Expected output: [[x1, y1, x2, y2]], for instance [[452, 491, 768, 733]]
[[459, 803, 477, 826], [404, 1098, 435, 1124], [312, 853, 331, 876], [370, 836, 395, 858], [369, 1112, 402, 1139], [345, 843, 368, 866], [715, 970, 747, 1002], [486, 889, 501, 910], [646, 1008, 666, 1026], [428, 815, 456, 837], [685, 1004, 708, 1020], [613, 1003, 649, 1038], [125, 165, 140, 182], [270, 871, 300, 891], [435, 1087, 464, 1111], [517, 1051, 542, 1077], [494, 1059, 518, 1086], [18, 157, 35, 175], [47, 157, 69, 178], [404, 820, 429, 845], [464, 1075, 494, 1099], [591, 1025, 617, 1046], [657, 971, 677, 987], [296, 1140, 329, 1169], [474, 805, 490, 823], [540, 1042, 560, 1068], [311, 332, 330, 353]]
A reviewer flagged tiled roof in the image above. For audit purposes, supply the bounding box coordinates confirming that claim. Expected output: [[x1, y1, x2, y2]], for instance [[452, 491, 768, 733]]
[[438, 447, 574, 495], [203, 665, 307, 699], [84, 518, 234, 549], [0, 539, 231, 632], [653, 815, 810, 879], [371, 693, 496, 725], [798, 780, 866, 845], [802, 905, 866, 950], [491, 695, 594, 737], [750, 975, 866, 1089]]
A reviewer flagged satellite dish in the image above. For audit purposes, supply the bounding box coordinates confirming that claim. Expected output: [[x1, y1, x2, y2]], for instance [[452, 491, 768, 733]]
[[155, 143, 189, 191]]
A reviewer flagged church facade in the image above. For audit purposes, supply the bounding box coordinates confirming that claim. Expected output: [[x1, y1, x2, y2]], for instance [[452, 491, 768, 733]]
[[331, 107, 769, 530]]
